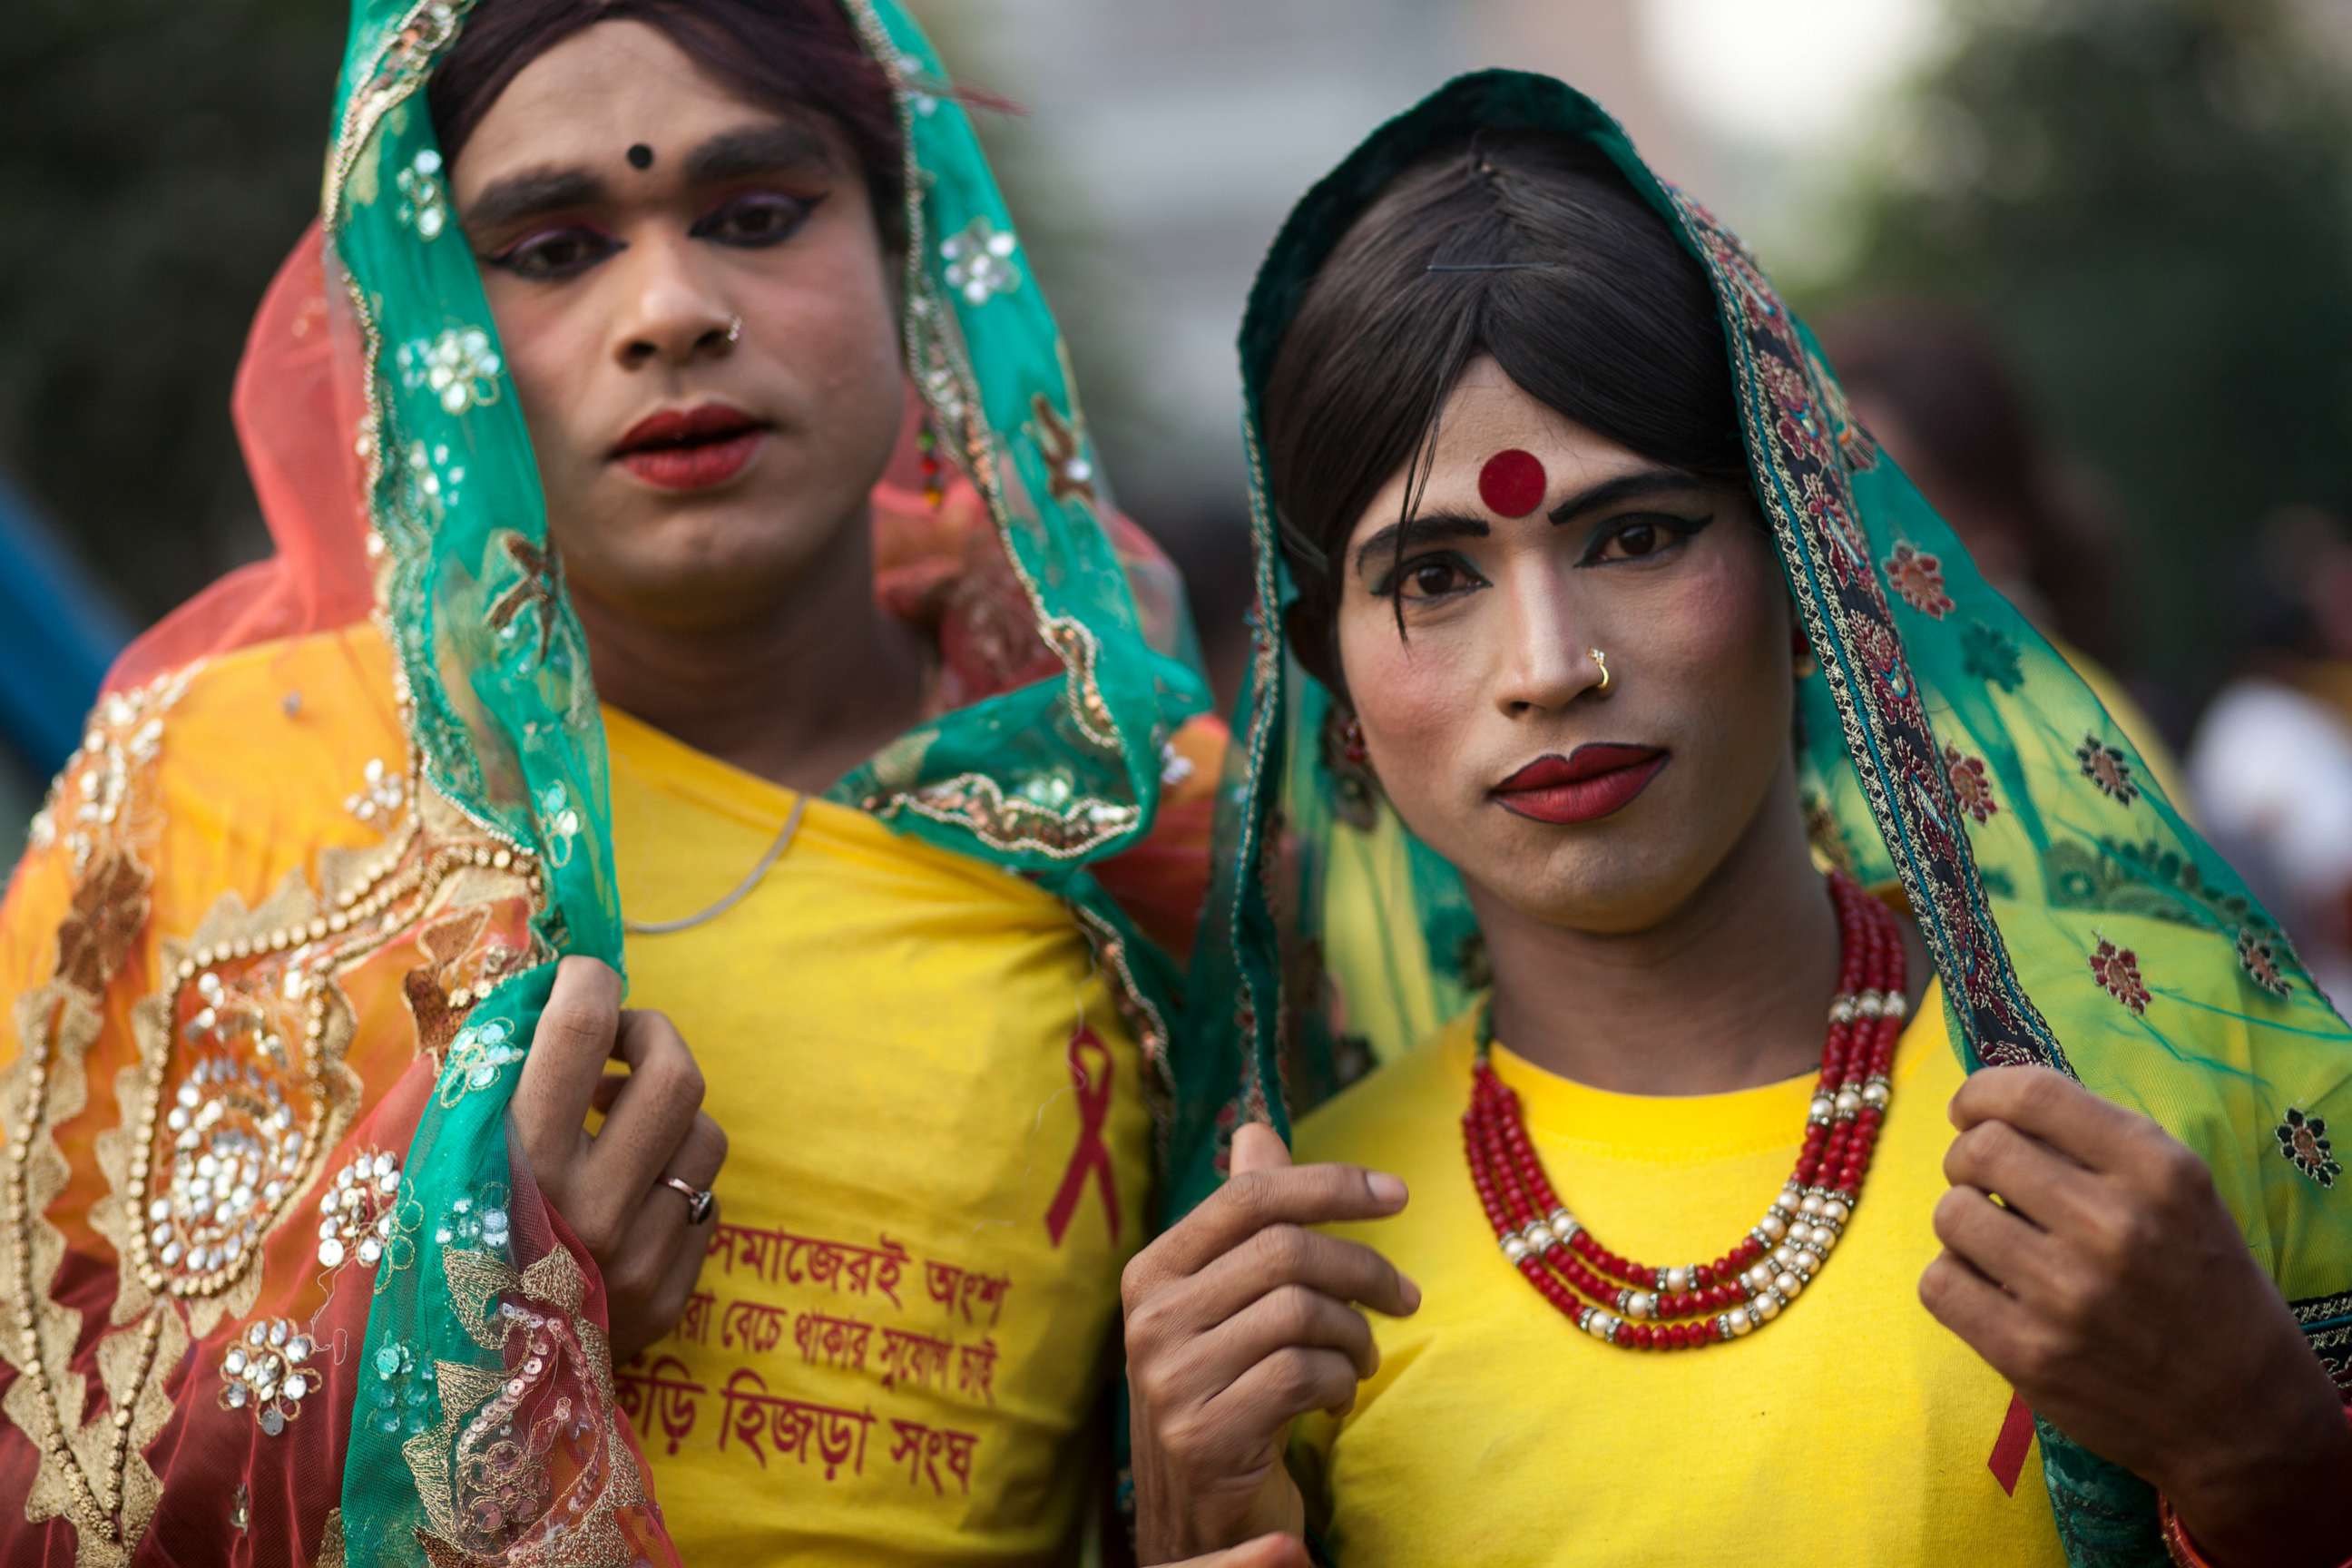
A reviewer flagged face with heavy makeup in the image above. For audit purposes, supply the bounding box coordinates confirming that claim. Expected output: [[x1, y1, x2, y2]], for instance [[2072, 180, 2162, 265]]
[[1334, 356, 1798, 936], [449, 21, 905, 632]]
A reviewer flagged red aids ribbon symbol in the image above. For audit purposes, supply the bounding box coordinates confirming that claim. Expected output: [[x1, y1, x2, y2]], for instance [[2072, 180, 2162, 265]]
[[1988, 1390, 2035, 1496], [1044, 1025, 1119, 1248]]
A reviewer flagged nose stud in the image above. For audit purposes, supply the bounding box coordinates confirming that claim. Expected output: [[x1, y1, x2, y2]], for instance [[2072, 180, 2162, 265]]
[[723, 316, 744, 346], [1590, 647, 1612, 695]]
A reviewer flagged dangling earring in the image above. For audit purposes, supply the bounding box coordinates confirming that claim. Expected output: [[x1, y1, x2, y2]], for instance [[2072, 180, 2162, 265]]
[[1792, 627, 1818, 679], [1324, 707, 1380, 831], [917, 411, 946, 510]]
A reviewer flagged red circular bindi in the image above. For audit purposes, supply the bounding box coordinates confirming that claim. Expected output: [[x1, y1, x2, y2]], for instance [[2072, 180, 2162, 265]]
[[1478, 448, 1547, 517]]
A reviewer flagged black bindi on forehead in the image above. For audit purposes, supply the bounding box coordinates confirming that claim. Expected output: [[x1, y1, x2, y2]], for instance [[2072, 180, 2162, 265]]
[[625, 142, 654, 171]]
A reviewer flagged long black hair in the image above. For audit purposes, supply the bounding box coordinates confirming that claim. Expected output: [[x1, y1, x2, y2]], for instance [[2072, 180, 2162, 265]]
[[1260, 130, 1746, 693]]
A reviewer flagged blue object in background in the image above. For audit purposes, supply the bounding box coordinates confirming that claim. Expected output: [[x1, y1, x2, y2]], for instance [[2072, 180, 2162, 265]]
[[0, 474, 132, 781]]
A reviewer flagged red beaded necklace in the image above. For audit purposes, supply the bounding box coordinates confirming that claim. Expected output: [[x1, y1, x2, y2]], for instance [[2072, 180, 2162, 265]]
[[1463, 871, 1908, 1349]]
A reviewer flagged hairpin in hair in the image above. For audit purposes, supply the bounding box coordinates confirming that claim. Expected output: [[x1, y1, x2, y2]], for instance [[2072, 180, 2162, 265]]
[[1425, 261, 1553, 273]]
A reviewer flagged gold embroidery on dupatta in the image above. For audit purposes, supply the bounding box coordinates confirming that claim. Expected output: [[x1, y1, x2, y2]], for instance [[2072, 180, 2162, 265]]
[[5, 699, 544, 1556], [89, 779, 547, 1338], [2, 671, 188, 1557], [26, 671, 191, 876], [867, 771, 1141, 858], [315, 1506, 349, 1567], [406, 1245, 644, 1566], [843, 0, 1145, 843], [322, 0, 478, 228], [1072, 904, 1173, 1146]]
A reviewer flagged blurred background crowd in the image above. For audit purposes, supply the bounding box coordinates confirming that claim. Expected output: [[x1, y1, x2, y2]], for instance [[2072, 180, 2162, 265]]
[[5, 0, 2351, 986]]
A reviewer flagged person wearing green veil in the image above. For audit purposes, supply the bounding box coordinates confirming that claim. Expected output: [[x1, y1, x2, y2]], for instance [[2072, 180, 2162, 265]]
[[1122, 74, 2352, 1568], [0, 1, 1224, 1563]]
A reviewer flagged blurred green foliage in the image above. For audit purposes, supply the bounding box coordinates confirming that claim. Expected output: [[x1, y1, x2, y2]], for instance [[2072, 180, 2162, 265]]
[[0, 0, 343, 622], [1806, 0, 2352, 690], [6, 0, 2349, 704]]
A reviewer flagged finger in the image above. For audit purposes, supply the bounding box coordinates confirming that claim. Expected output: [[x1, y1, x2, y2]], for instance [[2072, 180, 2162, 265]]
[[1193, 1284, 1377, 1393], [589, 1071, 629, 1120], [579, 1013, 704, 1243], [1205, 1344, 1362, 1426], [1187, 1224, 1418, 1323], [668, 1111, 729, 1190], [1948, 1066, 2150, 1173], [512, 956, 622, 1178], [1229, 1121, 1293, 1178], [1931, 1184, 2064, 1302], [1918, 1248, 2043, 1380], [1149, 1163, 1410, 1279], [1167, 1536, 1313, 1568], [607, 1119, 728, 1308], [634, 1191, 724, 1346], [1942, 1115, 2104, 1238]]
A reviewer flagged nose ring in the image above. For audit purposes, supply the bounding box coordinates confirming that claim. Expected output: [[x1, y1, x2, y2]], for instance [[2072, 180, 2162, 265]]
[[1590, 647, 1612, 695]]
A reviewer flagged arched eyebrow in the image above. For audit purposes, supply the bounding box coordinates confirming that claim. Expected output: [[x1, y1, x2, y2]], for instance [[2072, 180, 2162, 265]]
[[683, 122, 836, 184], [462, 167, 607, 234], [1353, 512, 1489, 578], [1546, 468, 1705, 527], [460, 123, 837, 235]]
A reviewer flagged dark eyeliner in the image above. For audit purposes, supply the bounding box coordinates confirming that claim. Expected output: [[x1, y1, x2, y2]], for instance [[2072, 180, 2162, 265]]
[[1577, 512, 1715, 566], [691, 190, 826, 247], [1369, 551, 1485, 600]]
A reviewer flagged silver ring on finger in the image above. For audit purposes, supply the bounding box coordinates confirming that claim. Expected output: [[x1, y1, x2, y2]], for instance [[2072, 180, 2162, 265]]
[[659, 1175, 717, 1227]]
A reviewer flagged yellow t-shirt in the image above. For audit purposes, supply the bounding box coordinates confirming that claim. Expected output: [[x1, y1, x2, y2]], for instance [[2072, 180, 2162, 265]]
[[604, 708, 1151, 1563], [1290, 983, 2066, 1566]]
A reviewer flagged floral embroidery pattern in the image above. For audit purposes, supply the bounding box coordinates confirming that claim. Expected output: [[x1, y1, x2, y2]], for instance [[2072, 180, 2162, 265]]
[[1961, 621, 2024, 692], [402, 904, 502, 1059], [1661, 185, 2068, 1076], [1807, 348, 1880, 471], [432, 1184, 512, 1252], [401, 438, 466, 520], [365, 1339, 442, 1438], [941, 217, 1019, 305], [1945, 745, 1999, 825], [54, 848, 152, 995], [1884, 543, 1955, 619], [397, 326, 503, 416], [1031, 393, 1098, 506], [439, 1017, 525, 1104], [534, 780, 582, 869], [318, 1149, 406, 1274], [394, 147, 449, 240], [219, 1318, 318, 1436], [486, 534, 564, 667], [404, 1244, 645, 1563], [344, 756, 407, 828], [1849, 615, 1901, 678], [2278, 1108, 2340, 1189], [2088, 937, 2151, 1014], [2236, 929, 2294, 998], [2075, 735, 2140, 806], [28, 667, 188, 872]]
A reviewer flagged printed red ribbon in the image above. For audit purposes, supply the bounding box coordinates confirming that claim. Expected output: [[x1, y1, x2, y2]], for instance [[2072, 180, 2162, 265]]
[[1044, 1025, 1119, 1247]]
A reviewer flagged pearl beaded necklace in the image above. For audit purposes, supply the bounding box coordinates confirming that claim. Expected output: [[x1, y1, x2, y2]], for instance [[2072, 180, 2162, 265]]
[[1464, 871, 1907, 1349]]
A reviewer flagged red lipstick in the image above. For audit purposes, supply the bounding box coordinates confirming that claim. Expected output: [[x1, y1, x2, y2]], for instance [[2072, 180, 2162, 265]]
[[1491, 744, 1668, 825], [611, 403, 769, 491]]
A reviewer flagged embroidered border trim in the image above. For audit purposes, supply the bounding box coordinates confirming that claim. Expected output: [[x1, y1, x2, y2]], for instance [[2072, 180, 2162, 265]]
[[2290, 1287, 2352, 1395], [1662, 186, 2070, 1077]]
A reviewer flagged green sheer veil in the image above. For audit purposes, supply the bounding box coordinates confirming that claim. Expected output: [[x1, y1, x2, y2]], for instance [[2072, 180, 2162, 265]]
[[318, 0, 1205, 1555], [1171, 72, 2351, 1567]]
